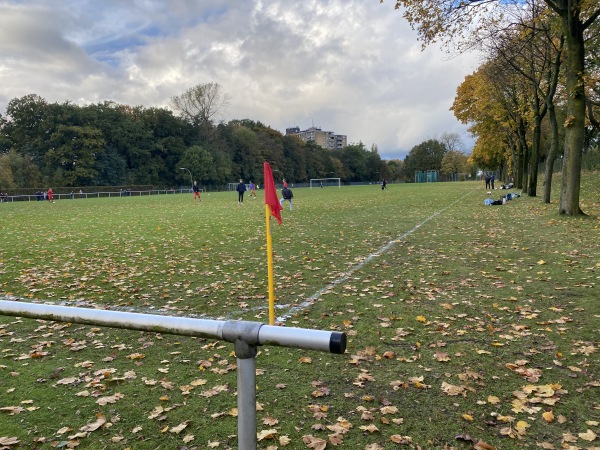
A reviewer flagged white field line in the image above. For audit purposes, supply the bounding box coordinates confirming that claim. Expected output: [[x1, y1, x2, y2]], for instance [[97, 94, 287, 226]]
[[269, 189, 475, 323]]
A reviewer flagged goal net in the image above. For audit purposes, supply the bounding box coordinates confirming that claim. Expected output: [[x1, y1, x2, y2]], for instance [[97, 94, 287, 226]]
[[310, 178, 341, 188], [415, 170, 439, 183]]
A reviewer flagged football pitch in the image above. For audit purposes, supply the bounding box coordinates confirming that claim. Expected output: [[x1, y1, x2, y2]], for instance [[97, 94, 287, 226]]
[[0, 182, 477, 322], [0, 179, 598, 449]]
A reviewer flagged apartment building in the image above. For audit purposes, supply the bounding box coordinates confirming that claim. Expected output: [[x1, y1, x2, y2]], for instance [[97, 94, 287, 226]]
[[285, 126, 347, 150]]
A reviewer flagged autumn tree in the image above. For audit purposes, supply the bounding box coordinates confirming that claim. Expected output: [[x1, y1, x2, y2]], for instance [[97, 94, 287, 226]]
[[389, 0, 600, 215], [479, 1, 565, 199], [441, 150, 470, 180], [453, 60, 534, 187]]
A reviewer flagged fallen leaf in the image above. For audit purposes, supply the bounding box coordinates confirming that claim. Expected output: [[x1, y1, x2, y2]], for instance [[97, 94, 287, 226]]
[[487, 395, 501, 405], [542, 411, 554, 423], [257, 429, 278, 441], [302, 434, 327, 450], [169, 421, 189, 434], [390, 435, 412, 444], [79, 416, 106, 432], [579, 429, 597, 441], [474, 440, 496, 450]]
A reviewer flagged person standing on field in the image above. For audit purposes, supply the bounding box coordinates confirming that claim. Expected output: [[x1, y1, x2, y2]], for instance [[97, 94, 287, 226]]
[[280, 186, 293, 211], [236, 179, 247, 205], [47, 188, 53, 202], [249, 181, 257, 198], [193, 180, 201, 203]]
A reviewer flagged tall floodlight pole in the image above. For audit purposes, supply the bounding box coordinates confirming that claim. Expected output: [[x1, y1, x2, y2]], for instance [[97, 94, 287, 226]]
[[179, 167, 193, 192]]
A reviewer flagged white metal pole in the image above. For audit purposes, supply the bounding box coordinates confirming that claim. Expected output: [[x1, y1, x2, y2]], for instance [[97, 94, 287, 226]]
[[235, 340, 258, 450], [0, 300, 346, 450]]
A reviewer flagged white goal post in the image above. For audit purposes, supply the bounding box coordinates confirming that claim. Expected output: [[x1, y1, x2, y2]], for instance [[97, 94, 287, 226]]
[[228, 183, 257, 191], [310, 178, 341, 188]]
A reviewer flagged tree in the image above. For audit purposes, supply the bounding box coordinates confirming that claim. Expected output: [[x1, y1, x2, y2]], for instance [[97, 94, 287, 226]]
[[453, 61, 532, 186], [366, 144, 384, 181], [229, 125, 262, 180], [0, 153, 17, 191], [440, 132, 463, 153], [441, 150, 470, 180], [171, 83, 230, 128], [282, 135, 308, 182], [46, 125, 105, 186], [385, 159, 405, 181], [93, 146, 128, 186], [342, 143, 370, 181], [178, 145, 216, 185], [404, 139, 447, 180], [3, 94, 50, 165], [389, 0, 600, 214], [482, 1, 564, 198]]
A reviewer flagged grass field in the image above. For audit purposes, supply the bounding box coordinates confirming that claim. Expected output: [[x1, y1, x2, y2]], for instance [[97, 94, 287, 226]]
[[0, 176, 598, 449]]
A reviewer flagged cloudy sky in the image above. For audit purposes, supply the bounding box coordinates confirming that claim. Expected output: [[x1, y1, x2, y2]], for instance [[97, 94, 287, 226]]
[[0, 0, 480, 160]]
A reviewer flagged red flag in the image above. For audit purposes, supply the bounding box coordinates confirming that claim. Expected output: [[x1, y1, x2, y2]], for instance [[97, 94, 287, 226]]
[[264, 162, 283, 224]]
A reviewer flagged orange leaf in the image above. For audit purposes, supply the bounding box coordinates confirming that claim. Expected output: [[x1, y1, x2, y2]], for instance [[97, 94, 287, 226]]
[[542, 411, 554, 423], [473, 440, 497, 450]]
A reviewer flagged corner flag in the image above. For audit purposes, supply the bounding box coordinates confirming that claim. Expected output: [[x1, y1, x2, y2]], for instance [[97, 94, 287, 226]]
[[264, 162, 283, 224], [264, 162, 283, 325]]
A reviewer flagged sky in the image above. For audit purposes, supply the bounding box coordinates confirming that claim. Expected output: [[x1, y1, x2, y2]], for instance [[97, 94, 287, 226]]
[[0, 0, 481, 160]]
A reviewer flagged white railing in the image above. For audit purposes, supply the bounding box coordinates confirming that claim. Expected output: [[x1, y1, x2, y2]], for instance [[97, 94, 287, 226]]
[[0, 189, 193, 202]]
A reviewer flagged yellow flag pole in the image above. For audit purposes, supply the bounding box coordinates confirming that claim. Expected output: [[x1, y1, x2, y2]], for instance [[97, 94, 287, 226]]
[[265, 204, 276, 325]]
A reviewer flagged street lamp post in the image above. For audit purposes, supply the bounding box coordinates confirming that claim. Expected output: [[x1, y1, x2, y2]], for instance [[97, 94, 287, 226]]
[[179, 167, 193, 192]]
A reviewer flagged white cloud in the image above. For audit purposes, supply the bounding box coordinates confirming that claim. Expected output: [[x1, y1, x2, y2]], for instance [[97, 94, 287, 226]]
[[0, 0, 479, 160]]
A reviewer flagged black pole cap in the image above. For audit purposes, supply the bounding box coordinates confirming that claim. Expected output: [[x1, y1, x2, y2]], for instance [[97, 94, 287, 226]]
[[329, 332, 347, 354]]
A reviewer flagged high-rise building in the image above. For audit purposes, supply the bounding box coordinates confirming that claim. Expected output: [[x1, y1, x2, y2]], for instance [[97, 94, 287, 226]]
[[286, 126, 347, 150]]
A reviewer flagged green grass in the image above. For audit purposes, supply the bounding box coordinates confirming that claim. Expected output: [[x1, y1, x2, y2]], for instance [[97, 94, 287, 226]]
[[0, 177, 598, 449]]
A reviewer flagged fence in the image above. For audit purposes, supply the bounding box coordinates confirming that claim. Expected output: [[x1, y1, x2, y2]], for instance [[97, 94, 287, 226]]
[[0, 188, 192, 202], [0, 299, 346, 450]]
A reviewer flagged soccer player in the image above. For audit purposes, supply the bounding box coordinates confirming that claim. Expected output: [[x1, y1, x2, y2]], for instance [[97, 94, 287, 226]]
[[280, 186, 293, 211], [236, 179, 247, 205], [193, 181, 201, 203], [249, 181, 257, 198]]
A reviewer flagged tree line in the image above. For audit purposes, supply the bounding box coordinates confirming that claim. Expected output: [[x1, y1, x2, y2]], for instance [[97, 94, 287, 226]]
[[388, 0, 600, 215], [0, 88, 472, 193]]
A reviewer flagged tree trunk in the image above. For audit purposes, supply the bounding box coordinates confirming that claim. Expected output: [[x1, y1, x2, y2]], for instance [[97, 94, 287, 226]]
[[518, 120, 529, 190], [558, 1, 586, 215], [542, 35, 564, 204], [528, 115, 541, 197], [543, 103, 560, 203]]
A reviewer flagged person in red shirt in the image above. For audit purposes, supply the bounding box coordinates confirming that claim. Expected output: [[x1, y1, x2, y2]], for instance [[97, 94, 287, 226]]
[[47, 188, 53, 202], [193, 181, 201, 203]]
